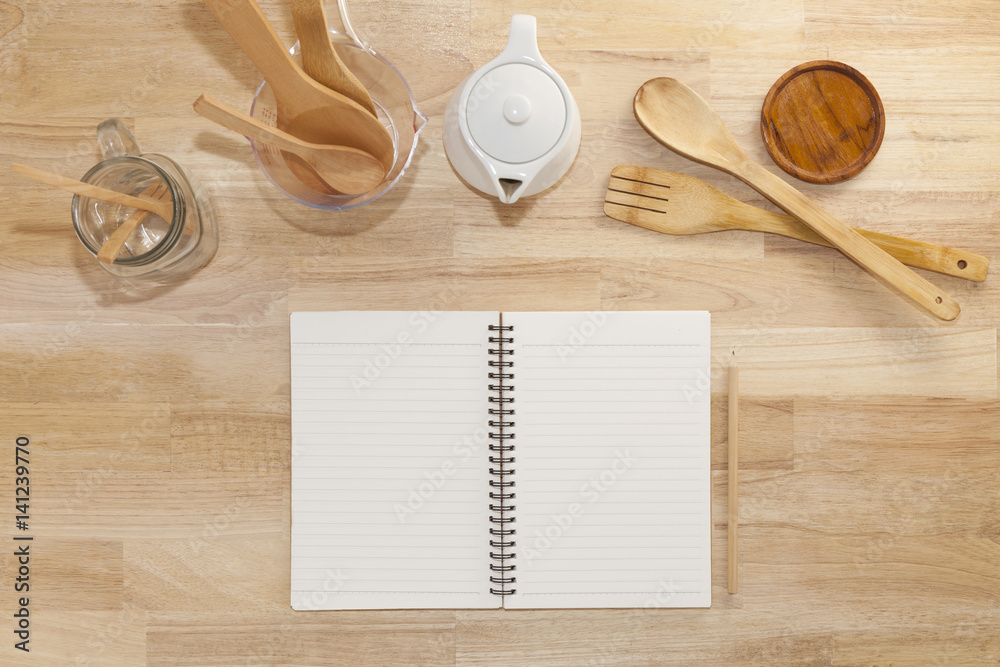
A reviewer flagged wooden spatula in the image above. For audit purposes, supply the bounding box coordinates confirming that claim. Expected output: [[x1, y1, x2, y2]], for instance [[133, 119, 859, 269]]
[[201, 0, 393, 169], [290, 0, 378, 117], [605, 166, 989, 282], [633, 77, 960, 320]]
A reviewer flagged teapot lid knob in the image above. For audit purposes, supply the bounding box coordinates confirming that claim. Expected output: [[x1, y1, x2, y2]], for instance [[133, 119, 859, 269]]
[[503, 95, 532, 124]]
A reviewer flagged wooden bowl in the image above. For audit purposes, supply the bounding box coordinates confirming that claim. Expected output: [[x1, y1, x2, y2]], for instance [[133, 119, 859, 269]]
[[760, 60, 885, 184]]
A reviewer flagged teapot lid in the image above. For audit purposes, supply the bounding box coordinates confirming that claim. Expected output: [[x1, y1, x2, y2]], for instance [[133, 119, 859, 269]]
[[466, 62, 567, 164]]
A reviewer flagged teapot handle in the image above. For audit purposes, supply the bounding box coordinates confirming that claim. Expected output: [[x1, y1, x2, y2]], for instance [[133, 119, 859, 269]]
[[97, 119, 142, 159], [499, 15, 541, 62]]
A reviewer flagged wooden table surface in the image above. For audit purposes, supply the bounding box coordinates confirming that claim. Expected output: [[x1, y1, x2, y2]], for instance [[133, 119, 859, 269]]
[[2, 0, 999, 664]]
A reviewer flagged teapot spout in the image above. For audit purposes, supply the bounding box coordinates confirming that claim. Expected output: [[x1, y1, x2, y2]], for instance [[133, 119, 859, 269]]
[[495, 177, 528, 204]]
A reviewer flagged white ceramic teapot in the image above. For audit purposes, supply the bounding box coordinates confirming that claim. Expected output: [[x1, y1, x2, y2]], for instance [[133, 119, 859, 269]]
[[444, 15, 582, 204]]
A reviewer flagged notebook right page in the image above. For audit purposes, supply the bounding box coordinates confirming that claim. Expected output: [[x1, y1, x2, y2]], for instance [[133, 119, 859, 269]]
[[504, 311, 711, 609]]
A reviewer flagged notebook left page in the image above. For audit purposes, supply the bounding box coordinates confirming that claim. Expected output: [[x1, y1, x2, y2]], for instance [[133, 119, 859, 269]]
[[290, 311, 497, 610]]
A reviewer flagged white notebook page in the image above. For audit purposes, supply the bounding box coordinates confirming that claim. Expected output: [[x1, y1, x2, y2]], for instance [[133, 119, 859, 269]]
[[504, 311, 711, 609], [290, 311, 496, 610]]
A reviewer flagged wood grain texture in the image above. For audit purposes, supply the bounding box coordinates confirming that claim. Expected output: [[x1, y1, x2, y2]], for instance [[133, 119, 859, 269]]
[[761, 60, 885, 183], [0, 1, 998, 664], [0, 2, 22, 40]]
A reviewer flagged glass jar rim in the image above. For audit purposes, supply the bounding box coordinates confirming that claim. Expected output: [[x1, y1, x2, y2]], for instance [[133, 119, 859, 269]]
[[71, 155, 186, 266]]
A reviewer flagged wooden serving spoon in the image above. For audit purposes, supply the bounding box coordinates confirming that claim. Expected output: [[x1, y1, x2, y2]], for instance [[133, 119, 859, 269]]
[[201, 0, 393, 169], [194, 94, 384, 195], [11, 164, 174, 220], [633, 77, 960, 321], [290, 0, 377, 117]]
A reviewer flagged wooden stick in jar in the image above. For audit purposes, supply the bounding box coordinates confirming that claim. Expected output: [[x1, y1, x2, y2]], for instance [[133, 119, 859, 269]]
[[97, 181, 171, 264], [11, 163, 174, 220]]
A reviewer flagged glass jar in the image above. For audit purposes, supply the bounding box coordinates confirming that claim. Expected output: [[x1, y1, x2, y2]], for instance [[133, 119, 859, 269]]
[[71, 119, 218, 281]]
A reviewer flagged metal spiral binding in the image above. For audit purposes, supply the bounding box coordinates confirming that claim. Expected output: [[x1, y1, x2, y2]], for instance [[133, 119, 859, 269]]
[[487, 320, 516, 596]]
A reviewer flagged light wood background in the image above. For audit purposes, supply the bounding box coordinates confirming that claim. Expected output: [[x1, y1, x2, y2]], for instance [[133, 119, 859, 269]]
[[1, 0, 999, 664]]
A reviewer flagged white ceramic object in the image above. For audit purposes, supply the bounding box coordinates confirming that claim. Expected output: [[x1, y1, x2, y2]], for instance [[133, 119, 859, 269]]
[[444, 15, 582, 204]]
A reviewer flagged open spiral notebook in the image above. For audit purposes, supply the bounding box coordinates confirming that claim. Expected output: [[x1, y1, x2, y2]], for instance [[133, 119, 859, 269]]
[[290, 311, 711, 610]]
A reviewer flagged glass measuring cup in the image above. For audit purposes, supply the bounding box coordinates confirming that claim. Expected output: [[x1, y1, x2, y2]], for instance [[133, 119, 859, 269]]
[[249, 0, 427, 211], [71, 119, 218, 281]]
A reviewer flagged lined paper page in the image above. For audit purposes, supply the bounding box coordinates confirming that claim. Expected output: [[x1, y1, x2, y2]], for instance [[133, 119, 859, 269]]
[[504, 312, 711, 609], [290, 312, 496, 610]]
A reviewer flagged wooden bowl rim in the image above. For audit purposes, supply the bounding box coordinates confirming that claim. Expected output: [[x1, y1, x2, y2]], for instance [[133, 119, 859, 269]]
[[760, 60, 886, 185]]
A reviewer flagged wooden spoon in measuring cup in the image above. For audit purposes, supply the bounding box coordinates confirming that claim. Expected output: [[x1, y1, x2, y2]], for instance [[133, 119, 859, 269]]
[[290, 0, 377, 117], [201, 0, 393, 170], [194, 94, 384, 195], [633, 77, 960, 321]]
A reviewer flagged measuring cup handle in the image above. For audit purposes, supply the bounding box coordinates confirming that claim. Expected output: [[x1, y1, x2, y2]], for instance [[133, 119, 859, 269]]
[[97, 119, 143, 159]]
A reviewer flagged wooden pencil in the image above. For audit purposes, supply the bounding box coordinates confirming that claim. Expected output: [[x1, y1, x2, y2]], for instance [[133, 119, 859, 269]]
[[728, 352, 739, 594]]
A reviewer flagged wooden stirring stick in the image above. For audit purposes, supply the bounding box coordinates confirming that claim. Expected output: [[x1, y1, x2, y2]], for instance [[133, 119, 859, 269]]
[[12, 164, 174, 220], [728, 351, 739, 594], [97, 181, 171, 265]]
